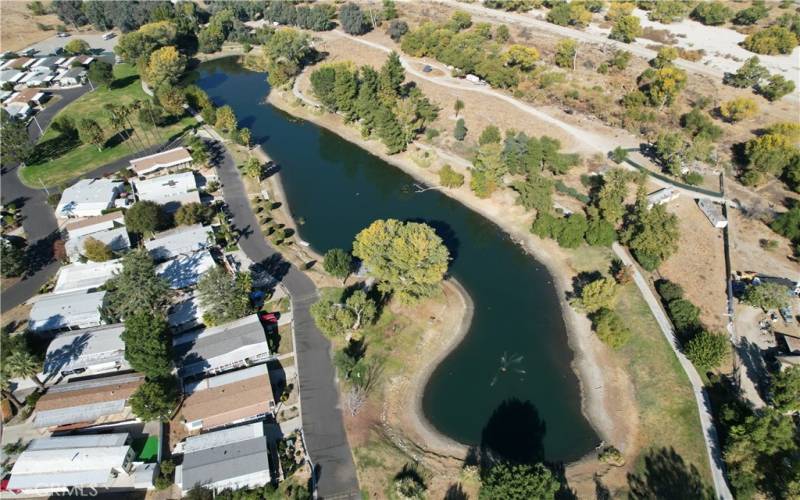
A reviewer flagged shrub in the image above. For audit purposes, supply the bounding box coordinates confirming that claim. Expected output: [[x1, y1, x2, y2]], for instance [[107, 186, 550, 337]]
[[454, 118, 467, 141], [668, 298, 701, 334], [742, 26, 798, 55], [656, 279, 684, 302], [757, 74, 796, 102], [439, 164, 465, 188], [609, 15, 642, 43], [685, 330, 728, 371], [594, 308, 631, 348], [387, 19, 408, 42], [577, 277, 619, 313], [691, 1, 733, 25], [83, 237, 113, 262], [683, 171, 703, 185], [720, 97, 759, 122], [742, 282, 791, 310]]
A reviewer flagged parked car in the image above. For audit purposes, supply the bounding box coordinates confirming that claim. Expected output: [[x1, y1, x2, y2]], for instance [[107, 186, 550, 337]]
[[423, 65, 432, 73], [57, 32, 70, 38]]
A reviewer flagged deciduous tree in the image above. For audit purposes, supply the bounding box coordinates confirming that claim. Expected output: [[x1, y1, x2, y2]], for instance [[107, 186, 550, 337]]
[[352, 219, 449, 302], [64, 38, 90, 55], [323, 248, 353, 283], [82, 237, 113, 262], [594, 308, 630, 348], [685, 330, 728, 370], [87, 61, 114, 87], [610, 15, 642, 43], [125, 201, 165, 235], [742, 282, 791, 311], [723, 56, 769, 88], [720, 97, 759, 122], [129, 377, 179, 421], [174, 202, 212, 226], [145, 45, 186, 90], [214, 104, 238, 133], [576, 277, 619, 313], [479, 462, 559, 500]]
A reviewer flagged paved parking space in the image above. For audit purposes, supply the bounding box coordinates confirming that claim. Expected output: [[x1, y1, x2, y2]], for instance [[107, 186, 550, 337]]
[[22, 32, 118, 57]]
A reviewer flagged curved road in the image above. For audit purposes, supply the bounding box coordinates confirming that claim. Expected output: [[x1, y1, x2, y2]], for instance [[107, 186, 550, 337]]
[[1, 86, 89, 313], [210, 137, 360, 499]]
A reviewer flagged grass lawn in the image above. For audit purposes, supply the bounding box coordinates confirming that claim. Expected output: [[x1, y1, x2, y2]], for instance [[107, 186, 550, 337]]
[[19, 64, 196, 188], [565, 246, 712, 489], [131, 436, 159, 462]]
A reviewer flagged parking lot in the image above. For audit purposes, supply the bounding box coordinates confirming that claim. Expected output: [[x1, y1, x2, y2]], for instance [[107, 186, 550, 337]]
[[22, 32, 119, 57]]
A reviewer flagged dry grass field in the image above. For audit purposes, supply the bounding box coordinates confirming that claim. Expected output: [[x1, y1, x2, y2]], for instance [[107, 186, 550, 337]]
[[0, 1, 62, 52]]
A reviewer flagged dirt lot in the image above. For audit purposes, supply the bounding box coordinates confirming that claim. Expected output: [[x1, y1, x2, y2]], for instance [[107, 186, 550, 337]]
[[729, 207, 799, 280], [659, 197, 729, 333], [0, 2, 64, 53]]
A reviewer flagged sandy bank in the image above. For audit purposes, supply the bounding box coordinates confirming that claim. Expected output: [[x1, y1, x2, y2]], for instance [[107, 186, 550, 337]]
[[264, 88, 638, 466]]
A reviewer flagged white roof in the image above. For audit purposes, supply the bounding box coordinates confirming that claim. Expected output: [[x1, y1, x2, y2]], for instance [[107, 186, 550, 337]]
[[65, 212, 125, 239], [156, 250, 215, 289], [133, 171, 200, 211], [8, 434, 132, 490], [130, 146, 193, 175], [168, 295, 206, 329], [0, 69, 22, 82], [56, 179, 122, 218], [28, 433, 128, 450], [65, 226, 130, 262], [184, 363, 269, 394], [4, 102, 30, 117], [145, 224, 213, 261], [44, 323, 127, 377], [53, 259, 122, 294], [182, 421, 264, 454], [29, 290, 106, 332]]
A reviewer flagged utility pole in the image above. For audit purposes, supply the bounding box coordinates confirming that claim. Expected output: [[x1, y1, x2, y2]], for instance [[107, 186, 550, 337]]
[[32, 114, 43, 136]]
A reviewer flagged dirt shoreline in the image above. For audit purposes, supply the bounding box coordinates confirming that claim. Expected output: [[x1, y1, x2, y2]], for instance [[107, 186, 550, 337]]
[[264, 88, 635, 468]]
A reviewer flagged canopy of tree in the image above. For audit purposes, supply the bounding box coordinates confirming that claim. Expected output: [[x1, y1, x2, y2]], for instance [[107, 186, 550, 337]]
[[197, 266, 253, 326]]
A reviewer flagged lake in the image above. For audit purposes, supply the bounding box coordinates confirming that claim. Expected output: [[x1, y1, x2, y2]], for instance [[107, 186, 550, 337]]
[[194, 57, 598, 463]]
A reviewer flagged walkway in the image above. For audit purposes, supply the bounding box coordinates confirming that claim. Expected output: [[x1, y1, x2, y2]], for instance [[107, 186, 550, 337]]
[[613, 243, 733, 500], [1, 86, 89, 313], [210, 137, 360, 499]]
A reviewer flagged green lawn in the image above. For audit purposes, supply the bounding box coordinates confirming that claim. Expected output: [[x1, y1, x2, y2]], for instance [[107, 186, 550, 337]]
[[565, 246, 712, 490], [19, 64, 196, 188], [131, 436, 159, 462]]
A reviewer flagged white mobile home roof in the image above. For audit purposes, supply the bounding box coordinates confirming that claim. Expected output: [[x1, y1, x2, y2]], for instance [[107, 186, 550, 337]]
[[183, 421, 264, 453], [53, 259, 122, 294], [44, 323, 127, 378], [130, 146, 193, 176], [65, 225, 130, 262], [145, 224, 213, 261], [0, 69, 22, 83], [27, 433, 128, 451], [178, 422, 270, 492], [29, 290, 106, 332], [133, 171, 200, 212], [64, 211, 125, 239], [56, 178, 122, 218], [173, 314, 269, 378], [156, 250, 215, 289], [168, 295, 206, 331]]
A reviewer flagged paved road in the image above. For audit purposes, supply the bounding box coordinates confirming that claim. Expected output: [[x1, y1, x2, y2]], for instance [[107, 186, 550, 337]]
[[613, 243, 733, 500], [211, 138, 360, 499], [1, 86, 89, 313]]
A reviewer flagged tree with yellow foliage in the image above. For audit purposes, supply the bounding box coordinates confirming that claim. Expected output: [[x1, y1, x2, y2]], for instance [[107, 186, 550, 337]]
[[720, 97, 759, 122], [502, 44, 540, 71], [146, 46, 186, 90]]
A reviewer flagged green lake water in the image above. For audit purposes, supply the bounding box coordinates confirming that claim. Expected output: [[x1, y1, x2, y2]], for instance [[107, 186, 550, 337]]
[[195, 58, 598, 463]]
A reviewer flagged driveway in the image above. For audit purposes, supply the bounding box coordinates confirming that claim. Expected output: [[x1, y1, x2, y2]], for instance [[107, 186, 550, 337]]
[[211, 138, 360, 498], [1, 86, 89, 313]]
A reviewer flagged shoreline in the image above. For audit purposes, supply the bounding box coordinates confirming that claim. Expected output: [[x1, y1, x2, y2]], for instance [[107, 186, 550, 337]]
[[264, 88, 634, 466]]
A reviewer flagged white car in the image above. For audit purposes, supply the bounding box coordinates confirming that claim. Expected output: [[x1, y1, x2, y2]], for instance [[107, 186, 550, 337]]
[[57, 32, 70, 38]]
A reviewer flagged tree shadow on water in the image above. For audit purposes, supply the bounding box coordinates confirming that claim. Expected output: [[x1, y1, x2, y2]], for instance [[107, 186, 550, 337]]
[[627, 447, 715, 500], [467, 398, 546, 470]]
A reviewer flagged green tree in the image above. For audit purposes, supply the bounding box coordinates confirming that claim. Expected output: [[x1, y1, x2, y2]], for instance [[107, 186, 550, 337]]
[[64, 38, 90, 54], [5, 349, 44, 389], [654, 131, 687, 175], [547, 2, 591, 27], [681, 108, 722, 142], [770, 206, 800, 244], [479, 462, 560, 500], [454, 118, 467, 141], [387, 19, 409, 42], [642, 65, 688, 108], [129, 377, 179, 421], [757, 74, 796, 102], [609, 15, 642, 43], [439, 164, 465, 188], [770, 366, 800, 412], [323, 248, 353, 283], [656, 279, 684, 302], [379, 51, 405, 101], [478, 125, 502, 146], [733, 1, 770, 25], [668, 298, 701, 334], [241, 157, 262, 179], [743, 25, 797, 55], [742, 133, 798, 186], [215, 104, 238, 133], [1, 239, 26, 278], [334, 66, 358, 120], [103, 249, 170, 321], [82, 236, 113, 262], [339, 2, 369, 35], [554, 39, 578, 69], [125, 200, 165, 235], [156, 85, 187, 115], [0, 109, 32, 167], [145, 45, 186, 90], [594, 308, 631, 348], [596, 168, 629, 223], [685, 330, 728, 370], [375, 106, 406, 154], [197, 266, 253, 326], [723, 56, 769, 88], [174, 202, 212, 226], [585, 215, 617, 246], [383, 0, 398, 20], [576, 277, 619, 313], [87, 60, 114, 87], [691, 1, 733, 25], [720, 97, 759, 122], [742, 282, 791, 311], [512, 174, 553, 212], [448, 11, 473, 31], [121, 312, 173, 377], [647, 0, 689, 23], [621, 193, 680, 270], [78, 118, 105, 151], [454, 99, 464, 117], [352, 219, 449, 303]]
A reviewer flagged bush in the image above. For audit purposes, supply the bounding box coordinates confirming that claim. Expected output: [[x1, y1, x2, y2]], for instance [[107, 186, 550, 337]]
[[668, 298, 701, 335], [594, 308, 631, 348], [339, 3, 369, 35], [439, 164, 465, 188], [83, 237, 113, 262], [742, 26, 797, 55], [387, 19, 408, 42], [656, 279, 684, 302], [691, 1, 733, 25], [454, 118, 467, 141], [757, 74, 796, 102], [720, 97, 759, 122], [685, 330, 728, 370], [175, 202, 213, 226], [683, 171, 703, 185]]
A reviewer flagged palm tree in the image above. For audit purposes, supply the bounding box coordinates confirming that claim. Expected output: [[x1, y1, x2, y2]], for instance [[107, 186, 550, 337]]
[[121, 103, 148, 150], [0, 371, 23, 413], [6, 350, 44, 390], [132, 99, 157, 147]]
